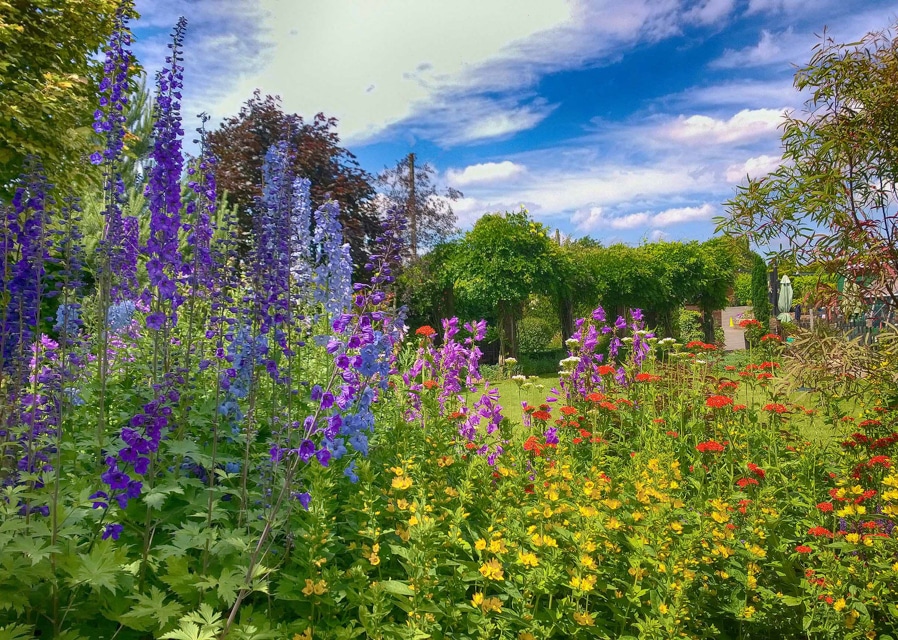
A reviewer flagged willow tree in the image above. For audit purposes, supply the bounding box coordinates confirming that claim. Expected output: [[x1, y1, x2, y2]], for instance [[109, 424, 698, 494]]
[[720, 24, 898, 312]]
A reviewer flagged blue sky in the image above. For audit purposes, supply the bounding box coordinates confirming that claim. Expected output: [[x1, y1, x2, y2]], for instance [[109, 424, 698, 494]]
[[133, 0, 898, 245]]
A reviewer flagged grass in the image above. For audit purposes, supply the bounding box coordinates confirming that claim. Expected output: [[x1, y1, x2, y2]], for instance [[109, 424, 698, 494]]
[[488, 375, 560, 424]]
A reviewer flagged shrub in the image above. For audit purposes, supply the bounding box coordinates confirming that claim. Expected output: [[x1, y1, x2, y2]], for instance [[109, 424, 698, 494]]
[[676, 308, 704, 344], [733, 272, 752, 305], [517, 316, 556, 354]]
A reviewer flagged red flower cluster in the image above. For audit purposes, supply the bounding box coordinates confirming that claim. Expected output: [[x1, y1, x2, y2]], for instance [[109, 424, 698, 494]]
[[762, 403, 788, 414], [635, 372, 661, 382], [732, 404, 747, 412], [706, 395, 734, 409], [559, 405, 578, 416], [597, 365, 615, 376], [808, 526, 833, 538], [696, 439, 726, 454], [717, 381, 738, 391], [796, 545, 813, 554], [422, 379, 438, 389], [415, 325, 436, 337], [586, 392, 605, 402], [598, 401, 617, 411], [816, 501, 834, 513], [759, 361, 780, 369], [736, 477, 759, 488], [739, 319, 762, 329], [665, 430, 679, 438], [523, 435, 545, 456], [840, 430, 898, 451], [747, 463, 766, 479], [532, 410, 551, 421], [685, 340, 717, 351], [760, 333, 782, 342]]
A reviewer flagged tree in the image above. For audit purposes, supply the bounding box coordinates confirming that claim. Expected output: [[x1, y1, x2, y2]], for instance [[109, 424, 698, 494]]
[[451, 210, 560, 360], [207, 91, 379, 265], [396, 240, 461, 329], [751, 253, 771, 330], [0, 0, 132, 194], [552, 238, 607, 342], [720, 24, 898, 311], [376, 153, 460, 258], [695, 238, 737, 343]]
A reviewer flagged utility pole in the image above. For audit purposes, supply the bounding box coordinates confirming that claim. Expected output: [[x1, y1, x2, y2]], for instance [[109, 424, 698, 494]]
[[407, 152, 417, 259]]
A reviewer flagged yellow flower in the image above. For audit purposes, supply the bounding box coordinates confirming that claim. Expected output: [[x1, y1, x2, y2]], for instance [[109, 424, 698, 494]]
[[294, 629, 312, 640], [481, 596, 503, 613], [834, 598, 847, 612], [302, 579, 327, 596], [489, 538, 508, 554], [603, 498, 621, 510], [670, 522, 683, 534], [580, 554, 595, 569], [573, 611, 595, 626], [471, 592, 484, 607], [845, 533, 861, 544], [518, 634, 536, 640], [392, 476, 413, 490], [743, 606, 756, 619], [659, 603, 669, 614], [845, 609, 860, 629], [475, 538, 487, 551], [519, 551, 539, 567], [479, 558, 504, 581]]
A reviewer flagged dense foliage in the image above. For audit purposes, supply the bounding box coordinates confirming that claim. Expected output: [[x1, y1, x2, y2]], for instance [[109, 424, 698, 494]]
[[0, 0, 135, 193], [4, 6, 898, 640]]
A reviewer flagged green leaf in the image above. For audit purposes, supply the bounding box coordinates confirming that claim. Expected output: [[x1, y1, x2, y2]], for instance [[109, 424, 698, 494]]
[[0, 624, 35, 640], [381, 580, 416, 596], [63, 541, 124, 595], [118, 586, 184, 632]]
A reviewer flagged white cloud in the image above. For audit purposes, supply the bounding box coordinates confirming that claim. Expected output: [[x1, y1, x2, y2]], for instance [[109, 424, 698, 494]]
[[684, 0, 736, 26], [745, 0, 829, 15], [725, 154, 782, 182], [571, 202, 716, 233], [674, 80, 800, 110], [666, 108, 787, 144], [711, 29, 788, 68], [203, 0, 576, 144], [572, 208, 651, 231], [447, 161, 527, 187], [653, 203, 716, 225]]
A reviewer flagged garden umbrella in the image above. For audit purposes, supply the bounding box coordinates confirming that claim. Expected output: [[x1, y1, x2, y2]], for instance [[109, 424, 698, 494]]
[[777, 275, 793, 323]]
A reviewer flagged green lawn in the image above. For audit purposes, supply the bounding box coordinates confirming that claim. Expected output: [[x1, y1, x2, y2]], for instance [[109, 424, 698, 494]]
[[487, 375, 560, 424]]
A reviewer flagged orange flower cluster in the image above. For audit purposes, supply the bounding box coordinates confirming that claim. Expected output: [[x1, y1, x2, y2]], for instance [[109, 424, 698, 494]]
[[415, 325, 436, 337]]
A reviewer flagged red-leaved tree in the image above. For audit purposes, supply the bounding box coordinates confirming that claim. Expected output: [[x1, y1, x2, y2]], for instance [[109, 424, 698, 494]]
[[207, 91, 379, 266]]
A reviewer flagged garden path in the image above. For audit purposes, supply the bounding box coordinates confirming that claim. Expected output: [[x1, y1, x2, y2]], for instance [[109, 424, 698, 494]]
[[721, 305, 750, 351]]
